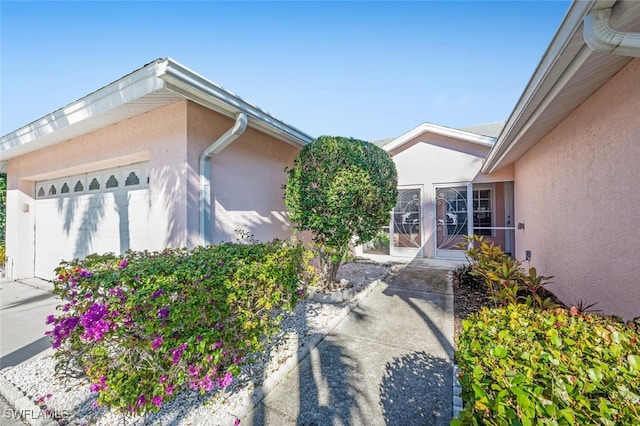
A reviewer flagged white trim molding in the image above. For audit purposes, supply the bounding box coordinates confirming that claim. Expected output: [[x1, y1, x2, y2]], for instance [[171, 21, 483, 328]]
[[0, 58, 312, 162], [383, 122, 495, 153]]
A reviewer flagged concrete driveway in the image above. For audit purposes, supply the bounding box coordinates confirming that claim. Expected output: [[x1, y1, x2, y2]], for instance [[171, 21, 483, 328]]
[[0, 279, 58, 369]]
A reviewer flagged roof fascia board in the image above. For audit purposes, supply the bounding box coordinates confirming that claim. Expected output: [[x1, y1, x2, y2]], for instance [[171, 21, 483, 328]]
[[383, 122, 495, 153], [482, 0, 614, 173], [0, 61, 165, 160], [159, 59, 312, 148]]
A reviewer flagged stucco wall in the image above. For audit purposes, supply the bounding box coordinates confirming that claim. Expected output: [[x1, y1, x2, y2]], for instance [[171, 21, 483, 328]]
[[186, 102, 299, 245], [390, 134, 514, 258], [5, 101, 189, 278], [514, 58, 640, 320]]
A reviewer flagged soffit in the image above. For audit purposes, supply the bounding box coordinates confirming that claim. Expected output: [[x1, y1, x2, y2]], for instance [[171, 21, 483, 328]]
[[0, 89, 181, 161], [485, 0, 640, 172]]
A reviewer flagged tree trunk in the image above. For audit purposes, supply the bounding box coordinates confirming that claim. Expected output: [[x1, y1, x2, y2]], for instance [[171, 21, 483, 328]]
[[317, 250, 341, 290]]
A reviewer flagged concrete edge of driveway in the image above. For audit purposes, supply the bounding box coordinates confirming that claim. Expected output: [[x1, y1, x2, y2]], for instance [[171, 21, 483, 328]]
[[0, 371, 59, 426]]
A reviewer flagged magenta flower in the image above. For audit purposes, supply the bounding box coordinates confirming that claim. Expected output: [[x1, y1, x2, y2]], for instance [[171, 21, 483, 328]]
[[188, 364, 201, 377], [80, 303, 113, 342], [90, 376, 108, 393], [235, 418, 241, 425], [216, 372, 233, 388], [78, 269, 93, 278], [152, 337, 163, 350], [119, 259, 129, 269], [151, 396, 163, 408], [45, 314, 55, 325], [211, 340, 223, 350], [166, 384, 176, 396], [136, 394, 146, 407], [171, 343, 187, 364], [152, 289, 164, 299], [157, 307, 170, 319], [47, 316, 80, 349]]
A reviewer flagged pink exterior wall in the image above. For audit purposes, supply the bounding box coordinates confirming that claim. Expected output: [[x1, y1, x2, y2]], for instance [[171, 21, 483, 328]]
[[514, 58, 640, 320], [5, 99, 302, 278], [390, 134, 514, 258], [186, 102, 299, 245], [6, 101, 190, 277]]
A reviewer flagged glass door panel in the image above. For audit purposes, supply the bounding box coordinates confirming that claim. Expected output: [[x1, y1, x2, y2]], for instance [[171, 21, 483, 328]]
[[472, 181, 515, 257], [435, 185, 470, 259], [391, 187, 422, 257]]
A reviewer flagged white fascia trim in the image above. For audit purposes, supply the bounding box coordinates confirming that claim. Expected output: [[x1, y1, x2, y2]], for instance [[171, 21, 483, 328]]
[[159, 59, 313, 148], [0, 60, 166, 160], [584, 8, 640, 57], [383, 122, 495, 153], [481, 0, 605, 174]]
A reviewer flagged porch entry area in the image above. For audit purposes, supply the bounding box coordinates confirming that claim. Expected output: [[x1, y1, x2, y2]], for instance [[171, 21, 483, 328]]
[[361, 182, 515, 260], [435, 182, 515, 260]]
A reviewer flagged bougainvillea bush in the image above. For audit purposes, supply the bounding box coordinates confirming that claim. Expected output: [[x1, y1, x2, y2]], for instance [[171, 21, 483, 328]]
[[46, 240, 313, 415], [454, 304, 640, 425]]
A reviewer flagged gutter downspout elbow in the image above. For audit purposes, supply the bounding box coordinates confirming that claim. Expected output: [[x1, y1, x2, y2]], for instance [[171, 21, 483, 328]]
[[199, 112, 248, 246], [584, 8, 640, 58]]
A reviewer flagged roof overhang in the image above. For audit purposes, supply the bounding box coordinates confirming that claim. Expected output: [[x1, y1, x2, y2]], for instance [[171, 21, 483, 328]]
[[382, 122, 496, 153], [482, 0, 640, 173], [0, 58, 312, 164]]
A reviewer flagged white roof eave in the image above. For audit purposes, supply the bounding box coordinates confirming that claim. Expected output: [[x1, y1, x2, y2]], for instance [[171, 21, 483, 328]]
[[0, 60, 169, 162], [480, 0, 634, 174], [0, 58, 312, 162], [383, 122, 495, 153], [159, 59, 313, 148]]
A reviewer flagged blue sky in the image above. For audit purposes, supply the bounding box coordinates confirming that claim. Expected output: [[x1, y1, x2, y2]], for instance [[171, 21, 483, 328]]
[[1, 1, 571, 141]]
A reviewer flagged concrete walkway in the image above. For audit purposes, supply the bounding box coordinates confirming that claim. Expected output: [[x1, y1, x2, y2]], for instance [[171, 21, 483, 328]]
[[246, 265, 455, 425]]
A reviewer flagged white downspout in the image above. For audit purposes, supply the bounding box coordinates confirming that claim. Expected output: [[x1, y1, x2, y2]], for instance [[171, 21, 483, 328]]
[[584, 8, 640, 58], [200, 112, 248, 245]]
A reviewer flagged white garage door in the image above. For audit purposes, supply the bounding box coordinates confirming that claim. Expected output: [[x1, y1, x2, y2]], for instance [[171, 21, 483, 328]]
[[35, 163, 150, 279]]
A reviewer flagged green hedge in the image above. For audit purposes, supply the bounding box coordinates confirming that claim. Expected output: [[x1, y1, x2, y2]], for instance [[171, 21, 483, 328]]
[[454, 304, 640, 425]]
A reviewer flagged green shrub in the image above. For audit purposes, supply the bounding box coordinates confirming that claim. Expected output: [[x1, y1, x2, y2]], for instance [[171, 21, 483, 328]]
[[284, 135, 397, 286], [454, 304, 640, 426], [47, 240, 313, 415], [458, 235, 558, 310]]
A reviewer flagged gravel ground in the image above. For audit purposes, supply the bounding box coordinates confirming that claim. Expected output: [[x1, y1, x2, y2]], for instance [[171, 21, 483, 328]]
[[0, 262, 390, 426]]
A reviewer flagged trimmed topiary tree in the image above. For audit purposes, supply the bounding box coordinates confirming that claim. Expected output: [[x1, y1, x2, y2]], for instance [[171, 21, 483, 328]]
[[284, 135, 398, 286]]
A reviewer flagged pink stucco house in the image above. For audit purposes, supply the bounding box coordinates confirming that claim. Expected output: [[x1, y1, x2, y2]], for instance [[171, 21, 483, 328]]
[[2, 0, 638, 319], [0, 59, 311, 279], [482, 0, 640, 320], [359, 0, 640, 319], [356, 122, 515, 261]]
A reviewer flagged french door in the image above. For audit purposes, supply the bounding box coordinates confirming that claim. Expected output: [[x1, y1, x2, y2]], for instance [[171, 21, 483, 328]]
[[434, 182, 515, 260]]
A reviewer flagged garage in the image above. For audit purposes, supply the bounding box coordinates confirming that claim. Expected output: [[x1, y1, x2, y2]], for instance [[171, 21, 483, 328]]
[[34, 163, 149, 278]]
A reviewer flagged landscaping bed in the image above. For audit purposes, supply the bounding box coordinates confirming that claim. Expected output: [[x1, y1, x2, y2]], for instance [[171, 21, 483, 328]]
[[0, 254, 388, 425], [451, 236, 640, 425]]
